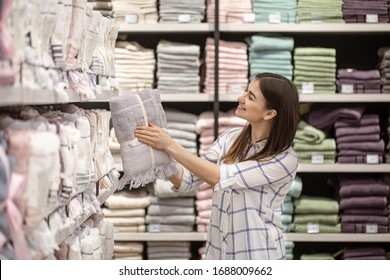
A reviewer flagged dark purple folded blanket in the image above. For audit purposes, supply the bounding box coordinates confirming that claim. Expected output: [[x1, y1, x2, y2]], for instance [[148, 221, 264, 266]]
[[342, 246, 386, 258], [339, 196, 388, 209], [343, 208, 389, 216], [340, 214, 389, 225], [341, 223, 389, 233], [339, 182, 390, 198], [337, 69, 381, 80]]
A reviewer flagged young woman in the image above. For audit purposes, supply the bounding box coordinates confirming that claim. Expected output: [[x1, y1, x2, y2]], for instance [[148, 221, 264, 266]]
[[135, 72, 300, 260]]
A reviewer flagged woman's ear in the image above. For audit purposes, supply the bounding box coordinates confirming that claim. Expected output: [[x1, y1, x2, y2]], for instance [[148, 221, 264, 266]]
[[264, 109, 277, 120]]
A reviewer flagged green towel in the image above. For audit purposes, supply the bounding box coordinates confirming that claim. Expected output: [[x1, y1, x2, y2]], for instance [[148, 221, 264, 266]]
[[294, 47, 336, 57], [294, 56, 336, 63], [294, 120, 326, 144], [293, 214, 339, 224], [297, 157, 336, 163], [293, 223, 341, 233], [294, 195, 339, 214], [300, 253, 335, 260], [293, 138, 336, 152], [294, 69, 336, 79]]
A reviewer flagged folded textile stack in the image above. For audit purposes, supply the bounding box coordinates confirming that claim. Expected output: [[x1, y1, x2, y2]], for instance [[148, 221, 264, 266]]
[[156, 40, 201, 94], [103, 188, 150, 234], [300, 253, 335, 260], [293, 47, 337, 94], [247, 34, 294, 81], [293, 120, 336, 163], [147, 241, 192, 260], [204, 38, 249, 95], [335, 113, 385, 163], [307, 104, 366, 133], [387, 115, 390, 163], [165, 108, 198, 155], [207, 0, 252, 23], [108, 127, 122, 169], [88, 0, 113, 17], [342, 246, 387, 260], [285, 241, 295, 260], [378, 47, 390, 93], [338, 175, 389, 233], [112, 0, 158, 23], [113, 241, 144, 260], [342, 0, 389, 23], [292, 195, 341, 233], [195, 182, 213, 232], [114, 41, 156, 92], [252, 0, 297, 23], [146, 194, 196, 233], [297, 0, 344, 23], [336, 69, 381, 93], [109, 89, 177, 189], [282, 176, 303, 234], [159, 0, 206, 23], [195, 109, 247, 155]]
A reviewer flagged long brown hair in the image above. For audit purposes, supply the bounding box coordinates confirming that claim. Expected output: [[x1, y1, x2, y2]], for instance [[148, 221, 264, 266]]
[[223, 73, 299, 163]]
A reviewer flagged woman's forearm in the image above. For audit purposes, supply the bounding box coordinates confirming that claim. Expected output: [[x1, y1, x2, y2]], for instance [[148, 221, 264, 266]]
[[165, 142, 220, 186]]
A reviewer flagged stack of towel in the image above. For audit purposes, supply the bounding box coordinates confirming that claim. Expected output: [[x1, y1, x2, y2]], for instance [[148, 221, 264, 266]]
[[335, 113, 385, 163], [207, 0, 253, 23], [297, 0, 344, 23], [292, 195, 341, 233], [247, 34, 294, 81], [378, 47, 390, 93], [252, 0, 297, 23], [282, 176, 303, 233], [204, 38, 249, 95], [196, 109, 247, 156], [342, 0, 389, 23], [293, 47, 337, 94], [293, 120, 336, 163], [156, 40, 201, 94], [112, 0, 158, 23], [88, 0, 113, 17], [113, 241, 144, 260], [103, 188, 150, 234], [300, 253, 335, 260], [159, 0, 206, 23], [195, 182, 213, 232], [284, 241, 295, 260], [387, 115, 390, 163], [114, 41, 155, 92], [342, 246, 387, 260], [165, 109, 198, 155], [146, 190, 196, 233], [336, 69, 381, 94], [338, 175, 389, 233], [147, 241, 192, 259]]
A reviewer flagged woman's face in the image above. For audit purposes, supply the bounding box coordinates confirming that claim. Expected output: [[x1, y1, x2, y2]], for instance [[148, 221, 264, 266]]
[[235, 79, 271, 124]]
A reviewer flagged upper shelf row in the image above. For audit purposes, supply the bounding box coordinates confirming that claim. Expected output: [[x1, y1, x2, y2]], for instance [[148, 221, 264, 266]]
[[1, 88, 390, 107], [118, 23, 390, 34]]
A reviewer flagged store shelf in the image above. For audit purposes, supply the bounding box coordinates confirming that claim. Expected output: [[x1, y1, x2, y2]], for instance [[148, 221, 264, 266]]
[[284, 233, 390, 243], [114, 232, 390, 242], [297, 164, 390, 173], [118, 23, 214, 33], [220, 23, 390, 33]]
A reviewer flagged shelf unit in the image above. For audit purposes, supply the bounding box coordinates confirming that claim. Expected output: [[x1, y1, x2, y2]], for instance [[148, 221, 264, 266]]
[[113, 22, 390, 252]]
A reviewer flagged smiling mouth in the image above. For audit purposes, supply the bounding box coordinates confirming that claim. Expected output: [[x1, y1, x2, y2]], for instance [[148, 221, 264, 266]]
[[238, 105, 246, 110]]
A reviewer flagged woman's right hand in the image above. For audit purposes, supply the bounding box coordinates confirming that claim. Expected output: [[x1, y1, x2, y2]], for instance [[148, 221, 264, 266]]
[[134, 123, 175, 151]]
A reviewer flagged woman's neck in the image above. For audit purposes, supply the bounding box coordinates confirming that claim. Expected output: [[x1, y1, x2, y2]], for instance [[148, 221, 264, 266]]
[[250, 122, 271, 144]]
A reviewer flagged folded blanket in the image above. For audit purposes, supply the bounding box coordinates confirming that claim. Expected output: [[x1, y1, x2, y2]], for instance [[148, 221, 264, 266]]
[[110, 89, 177, 189]]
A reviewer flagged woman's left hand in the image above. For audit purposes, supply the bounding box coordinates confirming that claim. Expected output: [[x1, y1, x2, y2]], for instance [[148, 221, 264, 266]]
[[134, 123, 175, 151]]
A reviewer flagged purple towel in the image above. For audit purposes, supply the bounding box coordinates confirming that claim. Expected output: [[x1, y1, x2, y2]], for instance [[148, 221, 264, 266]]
[[343, 208, 389, 216], [340, 214, 389, 225], [335, 114, 379, 128], [337, 69, 381, 80], [335, 125, 381, 138], [336, 133, 380, 144], [337, 140, 385, 152], [307, 105, 366, 132], [342, 246, 386, 258], [341, 223, 389, 233], [339, 196, 388, 209], [339, 182, 390, 198], [337, 155, 384, 163]]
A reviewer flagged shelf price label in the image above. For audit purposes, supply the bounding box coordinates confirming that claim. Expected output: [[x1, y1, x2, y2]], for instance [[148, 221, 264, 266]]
[[366, 14, 379, 23], [341, 84, 354, 94], [307, 222, 320, 234], [178, 14, 191, 23], [125, 14, 138, 24], [302, 82, 315, 94], [229, 83, 244, 94], [366, 223, 378, 234], [268, 12, 281, 24], [366, 154, 379, 164], [243, 13, 256, 23], [311, 153, 324, 164], [311, 12, 323, 23]]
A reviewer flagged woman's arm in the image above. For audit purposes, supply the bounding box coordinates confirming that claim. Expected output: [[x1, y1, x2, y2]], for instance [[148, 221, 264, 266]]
[[135, 124, 220, 186]]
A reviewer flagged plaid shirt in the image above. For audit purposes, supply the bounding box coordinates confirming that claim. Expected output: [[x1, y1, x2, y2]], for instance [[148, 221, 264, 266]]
[[177, 127, 298, 260]]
